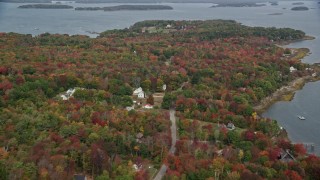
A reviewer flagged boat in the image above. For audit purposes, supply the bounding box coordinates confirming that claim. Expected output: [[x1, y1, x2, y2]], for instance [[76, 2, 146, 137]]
[[297, 116, 306, 120]]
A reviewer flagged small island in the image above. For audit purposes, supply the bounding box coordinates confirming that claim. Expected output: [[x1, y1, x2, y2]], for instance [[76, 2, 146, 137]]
[[270, 2, 278, 6], [75, 5, 173, 11], [211, 2, 266, 8], [291, 6, 309, 11], [292, 2, 304, 5], [18, 4, 73, 9], [268, 12, 283, 15]]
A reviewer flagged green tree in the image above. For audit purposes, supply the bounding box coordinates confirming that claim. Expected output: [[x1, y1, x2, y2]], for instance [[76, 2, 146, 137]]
[[141, 80, 151, 91], [161, 93, 176, 109]]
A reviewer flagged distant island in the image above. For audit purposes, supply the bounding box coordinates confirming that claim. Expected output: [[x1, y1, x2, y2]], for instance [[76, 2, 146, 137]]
[[0, 0, 225, 3], [268, 12, 283, 15], [75, 5, 173, 11], [292, 2, 304, 5], [291, 6, 309, 11], [18, 4, 73, 9], [211, 2, 266, 8], [270, 2, 278, 6]]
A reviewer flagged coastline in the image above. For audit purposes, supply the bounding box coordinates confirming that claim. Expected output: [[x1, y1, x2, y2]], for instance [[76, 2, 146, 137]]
[[253, 75, 319, 114], [254, 36, 319, 114], [276, 35, 315, 46]]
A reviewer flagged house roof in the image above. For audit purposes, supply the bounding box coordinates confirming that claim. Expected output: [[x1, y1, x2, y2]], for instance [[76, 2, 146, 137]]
[[280, 149, 296, 162], [136, 132, 143, 139], [133, 87, 143, 94]]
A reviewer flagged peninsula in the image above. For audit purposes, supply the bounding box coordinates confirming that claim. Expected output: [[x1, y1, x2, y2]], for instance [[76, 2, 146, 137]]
[[1, 20, 319, 180]]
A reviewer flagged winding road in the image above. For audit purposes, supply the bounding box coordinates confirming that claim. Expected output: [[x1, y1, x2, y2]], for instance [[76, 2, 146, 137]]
[[153, 109, 177, 180]]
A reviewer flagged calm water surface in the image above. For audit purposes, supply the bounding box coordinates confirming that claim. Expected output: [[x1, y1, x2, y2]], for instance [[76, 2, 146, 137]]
[[263, 82, 320, 155], [1, 1, 320, 153]]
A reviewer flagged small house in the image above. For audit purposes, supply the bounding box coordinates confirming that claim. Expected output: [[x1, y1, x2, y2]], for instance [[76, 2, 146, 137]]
[[60, 88, 76, 100], [290, 66, 297, 73], [132, 163, 142, 172], [162, 84, 167, 91], [227, 123, 235, 130], [279, 149, 296, 162], [126, 106, 134, 111], [133, 87, 143, 95], [60, 95, 68, 101], [137, 91, 145, 99]]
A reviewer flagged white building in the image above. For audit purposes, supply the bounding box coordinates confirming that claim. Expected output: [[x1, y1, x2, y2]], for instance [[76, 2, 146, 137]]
[[290, 66, 297, 73], [312, 72, 317, 77], [60, 87, 83, 101], [60, 88, 76, 100], [133, 87, 143, 95], [137, 91, 145, 99], [227, 123, 235, 130], [126, 106, 134, 111], [162, 84, 167, 91]]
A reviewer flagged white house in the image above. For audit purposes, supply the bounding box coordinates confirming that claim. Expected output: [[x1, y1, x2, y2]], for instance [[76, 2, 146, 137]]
[[290, 66, 297, 73], [133, 87, 143, 95], [60, 87, 84, 101], [227, 123, 235, 130], [137, 91, 145, 99], [66, 88, 76, 95], [126, 106, 134, 111], [162, 84, 167, 91], [61, 95, 68, 101], [60, 88, 76, 100], [132, 164, 142, 172], [143, 104, 153, 109]]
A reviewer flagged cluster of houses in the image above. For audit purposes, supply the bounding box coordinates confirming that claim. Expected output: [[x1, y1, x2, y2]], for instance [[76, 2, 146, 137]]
[[141, 24, 192, 34], [126, 85, 166, 111], [131, 87, 153, 109], [289, 66, 317, 77]]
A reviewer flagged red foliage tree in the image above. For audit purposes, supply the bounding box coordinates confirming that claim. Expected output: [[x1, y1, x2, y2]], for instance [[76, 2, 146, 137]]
[[293, 144, 307, 156], [284, 170, 303, 180]]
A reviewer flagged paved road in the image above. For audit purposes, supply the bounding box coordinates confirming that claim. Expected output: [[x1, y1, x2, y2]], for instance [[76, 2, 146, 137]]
[[153, 109, 177, 180]]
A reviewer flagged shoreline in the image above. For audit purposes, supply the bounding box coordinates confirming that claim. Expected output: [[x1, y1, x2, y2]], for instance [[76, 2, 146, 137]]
[[254, 36, 319, 114], [276, 35, 315, 46], [253, 75, 319, 114]]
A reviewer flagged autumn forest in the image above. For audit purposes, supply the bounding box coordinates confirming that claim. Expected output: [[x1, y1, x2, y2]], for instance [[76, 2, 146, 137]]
[[0, 20, 319, 179]]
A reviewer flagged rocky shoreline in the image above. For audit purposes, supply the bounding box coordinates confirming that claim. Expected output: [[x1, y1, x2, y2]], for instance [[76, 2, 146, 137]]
[[254, 36, 319, 114], [254, 75, 319, 114]]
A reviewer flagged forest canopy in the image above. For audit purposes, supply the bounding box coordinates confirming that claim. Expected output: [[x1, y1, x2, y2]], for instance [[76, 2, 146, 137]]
[[0, 20, 318, 180]]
